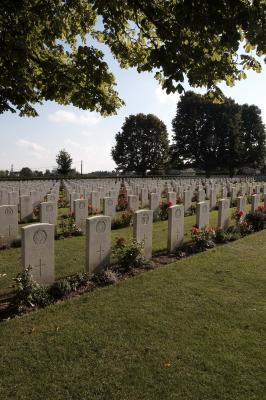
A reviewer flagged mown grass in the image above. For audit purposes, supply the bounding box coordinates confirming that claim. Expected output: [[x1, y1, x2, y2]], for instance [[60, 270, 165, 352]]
[[0, 205, 253, 294], [0, 229, 265, 399]]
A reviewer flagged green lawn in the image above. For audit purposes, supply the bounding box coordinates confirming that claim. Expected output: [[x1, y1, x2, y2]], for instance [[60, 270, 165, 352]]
[[0, 229, 265, 399], [0, 205, 254, 295]]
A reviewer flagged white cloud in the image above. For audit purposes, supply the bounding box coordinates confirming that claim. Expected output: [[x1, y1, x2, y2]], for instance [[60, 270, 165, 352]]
[[63, 138, 115, 171], [16, 139, 46, 152], [48, 110, 102, 126], [156, 86, 180, 104], [15, 139, 49, 160], [64, 138, 92, 152], [80, 129, 93, 137]]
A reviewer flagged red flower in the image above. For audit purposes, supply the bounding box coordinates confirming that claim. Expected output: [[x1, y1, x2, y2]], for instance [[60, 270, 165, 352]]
[[191, 227, 200, 234], [167, 201, 173, 208]]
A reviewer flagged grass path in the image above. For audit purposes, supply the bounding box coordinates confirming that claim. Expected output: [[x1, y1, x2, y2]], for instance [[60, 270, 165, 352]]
[[0, 229, 265, 399]]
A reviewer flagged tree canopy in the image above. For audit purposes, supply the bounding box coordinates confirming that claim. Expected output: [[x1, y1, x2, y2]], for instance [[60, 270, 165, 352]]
[[112, 113, 169, 175], [56, 149, 73, 175], [170, 91, 266, 175], [1, 1, 265, 116], [19, 167, 33, 178]]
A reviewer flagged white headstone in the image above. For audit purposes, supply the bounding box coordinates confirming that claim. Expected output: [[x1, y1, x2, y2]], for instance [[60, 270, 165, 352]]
[[70, 192, 79, 213], [197, 189, 205, 202], [8, 191, 19, 206], [140, 188, 149, 207], [183, 190, 191, 212], [149, 193, 160, 211], [133, 210, 153, 259], [85, 215, 111, 274], [0, 189, 8, 206], [21, 223, 54, 285], [0, 205, 18, 245], [20, 195, 33, 223], [167, 192, 176, 206], [103, 197, 116, 218], [196, 201, 210, 229], [251, 194, 260, 213], [128, 195, 139, 212], [218, 199, 230, 230], [236, 196, 245, 212], [167, 205, 184, 253], [91, 191, 100, 212], [74, 199, 88, 231], [40, 202, 57, 225]]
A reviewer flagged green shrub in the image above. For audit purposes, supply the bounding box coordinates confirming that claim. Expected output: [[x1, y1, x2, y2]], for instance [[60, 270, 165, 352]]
[[226, 229, 242, 241], [191, 226, 216, 251], [58, 215, 83, 237], [116, 193, 128, 211], [49, 279, 72, 300], [111, 211, 133, 229], [113, 238, 146, 271], [91, 269, 119, 286], [67, 272, 91, 291], [245, 211, 266, 231], [214, 228, 232, 243], [12, 267, 52, 311], [159, 201, 173, 220]]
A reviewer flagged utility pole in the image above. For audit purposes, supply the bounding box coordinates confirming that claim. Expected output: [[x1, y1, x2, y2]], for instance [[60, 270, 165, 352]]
[[81, 160, 83, 175]]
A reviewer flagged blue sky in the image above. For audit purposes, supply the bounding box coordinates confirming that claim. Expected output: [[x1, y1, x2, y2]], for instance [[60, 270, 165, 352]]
[[1, 49, 266, 173]]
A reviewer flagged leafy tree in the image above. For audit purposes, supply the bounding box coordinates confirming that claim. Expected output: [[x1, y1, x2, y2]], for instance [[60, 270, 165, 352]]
[[44, 169, 52, 177], [112, 114, 169, 175], [0, 170, 8, 178], [56, 149, 73, 176], [171, 92, 266, 176], [1, 1, 265, 116], [239, 104, 266, 169], [33, 170, 43, 177], [19, 167, 33, 177]]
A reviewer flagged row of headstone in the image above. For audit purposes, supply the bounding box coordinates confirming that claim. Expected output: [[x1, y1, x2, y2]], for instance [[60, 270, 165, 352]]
[[1, 189, 265, 248], [20, 191, 265, 285]]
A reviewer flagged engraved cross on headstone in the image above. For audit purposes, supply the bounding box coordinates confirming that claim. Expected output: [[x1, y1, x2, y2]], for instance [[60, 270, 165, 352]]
[[97, 245, 105, 261], [143, 233, 147, 244], [34, 259, 46, 277]]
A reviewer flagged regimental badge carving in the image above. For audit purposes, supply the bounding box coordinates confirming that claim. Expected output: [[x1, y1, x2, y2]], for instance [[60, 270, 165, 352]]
[[175, 208, 182, 218], [33, 229, 47, 244], [142, 213, 149, 224], [5, 207, 13, 216], [46, 205, 53, 212], [79, 202, 85, 209], [96, 220, 106, 233]]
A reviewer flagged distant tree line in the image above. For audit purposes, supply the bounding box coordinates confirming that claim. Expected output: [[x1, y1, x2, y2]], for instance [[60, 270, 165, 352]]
[[111, 94, 266, 176]]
